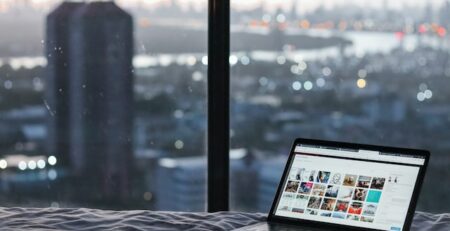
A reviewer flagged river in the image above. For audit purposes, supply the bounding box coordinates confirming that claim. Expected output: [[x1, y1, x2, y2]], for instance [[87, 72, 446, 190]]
[[0, 30, 447, 69]]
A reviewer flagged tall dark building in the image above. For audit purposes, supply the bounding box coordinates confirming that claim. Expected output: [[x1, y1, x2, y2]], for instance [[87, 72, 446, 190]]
[[46, 1, 134, 202], [46, 1, 85, 167]]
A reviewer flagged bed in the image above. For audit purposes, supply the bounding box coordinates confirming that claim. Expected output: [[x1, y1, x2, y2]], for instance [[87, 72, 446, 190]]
[[0, 207, 448, 230]]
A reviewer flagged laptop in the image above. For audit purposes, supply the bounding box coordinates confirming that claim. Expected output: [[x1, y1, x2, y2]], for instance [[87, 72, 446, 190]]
[[234, 138, 429, 231]]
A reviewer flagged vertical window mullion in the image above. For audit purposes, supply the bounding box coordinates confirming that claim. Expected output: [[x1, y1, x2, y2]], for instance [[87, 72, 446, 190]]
[[207, 0, 230, 212]]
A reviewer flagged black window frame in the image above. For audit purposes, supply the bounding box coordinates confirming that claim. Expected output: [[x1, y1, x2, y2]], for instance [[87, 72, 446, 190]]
[[207, 0, 230, 212]]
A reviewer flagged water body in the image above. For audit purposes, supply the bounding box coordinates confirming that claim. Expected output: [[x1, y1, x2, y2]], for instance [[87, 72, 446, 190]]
[[0, 30, 446, 69]]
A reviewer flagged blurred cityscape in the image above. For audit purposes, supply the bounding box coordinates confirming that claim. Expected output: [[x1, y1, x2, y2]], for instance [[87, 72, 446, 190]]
[[0, 0, 449, 213]]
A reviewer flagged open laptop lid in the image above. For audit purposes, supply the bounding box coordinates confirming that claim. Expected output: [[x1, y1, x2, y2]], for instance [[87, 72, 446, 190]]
[[268, 138, 429, 231]]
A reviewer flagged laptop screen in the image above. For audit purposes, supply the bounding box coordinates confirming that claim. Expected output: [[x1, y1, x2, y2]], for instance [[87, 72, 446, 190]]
[[273, 143, 425, 231]]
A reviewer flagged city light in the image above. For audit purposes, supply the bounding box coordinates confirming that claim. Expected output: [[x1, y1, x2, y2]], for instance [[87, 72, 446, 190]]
[[0, 159, 7, 169], [357, 79, 367, 89], [419, 83, 428, 91], [417, 92, 426, 102], [173, 109, 184, 119], [159, 56, 172, 67], [417, 89, 433, 102], [294, 56, 304, 63], [240, 55, 250, 65], [37, 159, 46, 169], [4, 80, 13, 89], [18, 161, 27, 171], [28, 160, 37, 170], [276, 14, 286, 23], [316, 78, 326, 88], [159, 158, 177, 168], [133, 55, 157, 68], [143, 192, 153, 201], [176, 56, 186, 66], [262, 14, 271, 23], [48, 156, 57, 166], [174, 140, 184, 149], [292, 81, 302, 91], [424, 90, 433, 99], [229, 55, 238, 66], [290, 65, 299, 74], [304, 81, 313, 91], [418, 24, 427, 34], [201, 56, 208, 65], [259, 77, 268, 86], [395, 31, 405, 41], [358, 69, 367, 78], [299, 20, 310, 29], [298, 61, 307, 71], [191, 71, 203, 81], [50, 202, 60, 208], [186, 56, 197, 66], [322, 67, 331, 76], [276, 56, 286, 65], [437, 27, 447, 37], [48, 169, 57, 180], [33, 77, 44, 91]]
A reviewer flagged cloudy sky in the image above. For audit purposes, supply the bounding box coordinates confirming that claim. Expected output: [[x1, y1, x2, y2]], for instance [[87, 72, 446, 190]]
[[1, 0, 447, 13]]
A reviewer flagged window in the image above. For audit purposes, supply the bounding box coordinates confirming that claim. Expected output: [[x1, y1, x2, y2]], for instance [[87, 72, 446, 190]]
[[0, 0, 207, 211], [1, 0, 448, 214], [230, 0, 449, 213]]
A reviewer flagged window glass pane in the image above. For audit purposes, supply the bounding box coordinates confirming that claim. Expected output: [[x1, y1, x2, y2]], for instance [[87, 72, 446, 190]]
[[0, 0, 207, 211], [230, 0, 449, 213]]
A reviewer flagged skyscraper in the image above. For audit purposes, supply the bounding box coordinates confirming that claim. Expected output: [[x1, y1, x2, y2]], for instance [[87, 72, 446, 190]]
[[290, 0, 300, 21], [439, 1, 450, 29], [46, 1, 134, 202], [46, 1, 85, 167]]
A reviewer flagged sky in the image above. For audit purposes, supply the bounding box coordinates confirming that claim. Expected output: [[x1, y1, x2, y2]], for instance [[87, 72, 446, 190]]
[[0, 0, 448, 13]]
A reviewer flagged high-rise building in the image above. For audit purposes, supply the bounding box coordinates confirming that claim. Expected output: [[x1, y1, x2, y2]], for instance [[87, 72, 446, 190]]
[[290, 0, 300, 21], [424, 2, 434, 23], [46, 1, 134, 202], [154, 152, 258, 212], [46, 1, 85, 167], [439, 1, 450, 29]]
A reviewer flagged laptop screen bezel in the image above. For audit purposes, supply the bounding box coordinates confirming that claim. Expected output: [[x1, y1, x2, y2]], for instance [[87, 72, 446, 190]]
[[267, 138, 430, 231]]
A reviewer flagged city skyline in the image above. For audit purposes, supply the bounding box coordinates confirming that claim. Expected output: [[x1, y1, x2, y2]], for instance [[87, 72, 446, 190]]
[[0, 0, 449, 214]]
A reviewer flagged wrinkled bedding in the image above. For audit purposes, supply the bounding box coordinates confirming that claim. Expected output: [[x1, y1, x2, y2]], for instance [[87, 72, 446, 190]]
[[0, 207, 448, 230]]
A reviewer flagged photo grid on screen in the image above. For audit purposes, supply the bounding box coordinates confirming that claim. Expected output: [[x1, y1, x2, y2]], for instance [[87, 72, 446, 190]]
[[277, 168, 386, 224]]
